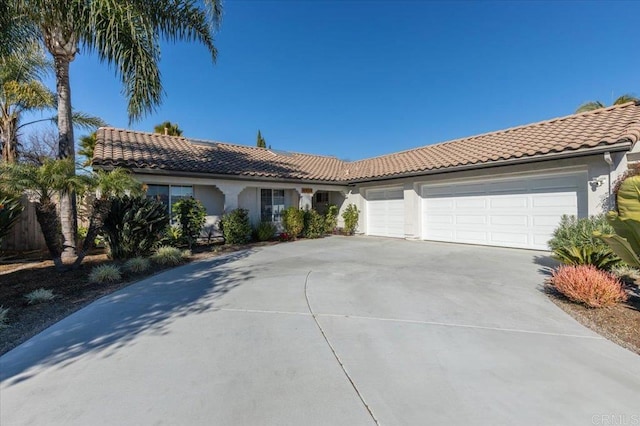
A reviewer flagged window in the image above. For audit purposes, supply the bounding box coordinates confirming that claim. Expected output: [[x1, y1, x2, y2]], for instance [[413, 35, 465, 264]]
[[146, 184, 193, 217], [261, 189, 285, 222], [315, 192, 329, 203]]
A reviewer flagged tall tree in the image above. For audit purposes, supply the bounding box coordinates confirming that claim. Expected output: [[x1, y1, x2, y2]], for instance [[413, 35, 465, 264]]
[[256, 129, 266, 148], [4, 0, 222, 257], [0, 43, 53, 163], [576, 94, 639, 113], [154, 121, 183, 136]]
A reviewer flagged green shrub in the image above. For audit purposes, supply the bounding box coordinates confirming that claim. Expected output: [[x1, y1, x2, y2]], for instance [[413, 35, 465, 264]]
[[548, 215, 620, 269], [324, 204, 339, 234], [124, 257, 151, 273], [89, 264, 122, 283], [103, 195, 170, 259], [342, 204, 360, 235], [151, 245, 184, 266], [172, 197, 206, 249], [0, 306, 9, 329], [282, 207, 304, 239], [256, 221, 276, 241], [0, 193, 23, 245], [162, 224, 183, 247], [24, 288, 55, 304], [220, 209, 252, 245], [303, 209, 325, 239]]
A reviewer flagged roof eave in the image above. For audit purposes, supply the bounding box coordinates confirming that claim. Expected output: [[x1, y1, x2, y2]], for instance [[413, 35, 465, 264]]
[[346, 142, 632, 184], [91, 165, 349, 186]]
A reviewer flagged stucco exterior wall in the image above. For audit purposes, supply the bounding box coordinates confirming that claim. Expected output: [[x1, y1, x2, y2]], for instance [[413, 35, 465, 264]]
[[350, 152, 629, 239]]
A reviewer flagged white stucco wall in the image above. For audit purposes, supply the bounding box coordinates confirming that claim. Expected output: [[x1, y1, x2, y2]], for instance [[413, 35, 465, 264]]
[[350, 152, 629, 239]]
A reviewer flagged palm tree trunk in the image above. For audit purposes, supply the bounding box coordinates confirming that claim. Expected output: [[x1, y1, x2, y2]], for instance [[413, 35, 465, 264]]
[[53, 54, 78, 258], [1, 116, 17, 163], [72, 198, 111, 269], [34, 200, 65, 272]]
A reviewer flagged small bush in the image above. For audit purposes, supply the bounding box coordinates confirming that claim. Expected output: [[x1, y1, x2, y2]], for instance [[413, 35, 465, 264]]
[[151, 246, 184, 266], [103, 195, 170, 259], [303, 209, 325, 238], [256, 221, 276, 242], [124, 257, 151, 273], [181, 249, 192, 260], [282, 207, 304, 239], [324, 204, 339, 234], [220, 208, 252, 245], [24, 288, 55, 304], [172, 197, 207, 249], [548, 215, 620, 269], [162, 225, 183, 247], [342, 204, 360, 235], [0, 306, 10, 329], [549, 265, 628, 308], [611, 265, 640, 285], [89, 264, 122, 284]]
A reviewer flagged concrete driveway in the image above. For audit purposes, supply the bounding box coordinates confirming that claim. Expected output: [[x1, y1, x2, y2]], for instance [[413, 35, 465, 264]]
[[1, 237, 639, 425]]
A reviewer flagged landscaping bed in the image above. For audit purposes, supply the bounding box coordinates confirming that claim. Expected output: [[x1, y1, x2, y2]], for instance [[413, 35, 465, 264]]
[[548, 285, 640, 355], [0, 241, 278, 356]]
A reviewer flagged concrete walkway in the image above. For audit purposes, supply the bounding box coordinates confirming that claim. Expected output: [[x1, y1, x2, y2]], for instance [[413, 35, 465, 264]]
[[1, 237, 639, 425]]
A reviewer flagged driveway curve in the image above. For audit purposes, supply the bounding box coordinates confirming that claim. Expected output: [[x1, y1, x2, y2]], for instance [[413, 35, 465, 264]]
[[1, 237, 639, 425]]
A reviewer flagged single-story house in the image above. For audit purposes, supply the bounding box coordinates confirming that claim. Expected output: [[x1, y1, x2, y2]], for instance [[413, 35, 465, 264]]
[[92, 101, 640, 250]]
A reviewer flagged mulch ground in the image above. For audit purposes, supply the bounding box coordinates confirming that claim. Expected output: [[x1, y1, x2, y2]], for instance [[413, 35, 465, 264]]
[[0, 241, 280, 356], [547, 283, 640, 355]]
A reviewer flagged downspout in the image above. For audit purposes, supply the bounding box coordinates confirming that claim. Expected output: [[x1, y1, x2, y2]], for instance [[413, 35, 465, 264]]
[[604, 152, 614, 210]]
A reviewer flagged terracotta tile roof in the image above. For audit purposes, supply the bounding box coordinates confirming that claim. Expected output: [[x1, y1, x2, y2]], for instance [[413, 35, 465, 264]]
[[93, 128, 347, 182], [93, 102, 640, 182], [344, 101, 640, 180]]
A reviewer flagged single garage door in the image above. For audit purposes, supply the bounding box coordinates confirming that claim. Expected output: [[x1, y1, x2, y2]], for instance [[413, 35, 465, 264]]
[[422, 174, 582, 250], [367, 188, 405, 238]]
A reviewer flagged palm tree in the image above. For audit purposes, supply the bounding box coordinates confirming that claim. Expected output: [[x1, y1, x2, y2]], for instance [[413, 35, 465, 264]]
[[0, 43, 53, 163], [3, 0, 222, 257], [576, 94, 639, 113], [0, 160, 142, 270], [1, 43, 106, 164], [0, 159, 83, 270], [154, 121, 183, 136]]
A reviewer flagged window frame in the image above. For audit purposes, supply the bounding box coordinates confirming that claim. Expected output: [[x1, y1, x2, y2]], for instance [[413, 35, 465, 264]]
[[260, 188, 286, 223], [146, 184, 194, 219]]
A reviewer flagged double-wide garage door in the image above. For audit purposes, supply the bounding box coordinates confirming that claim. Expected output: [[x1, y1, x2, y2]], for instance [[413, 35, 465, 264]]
[[421, 174, 581, 250], [367, 188, 405, 238]]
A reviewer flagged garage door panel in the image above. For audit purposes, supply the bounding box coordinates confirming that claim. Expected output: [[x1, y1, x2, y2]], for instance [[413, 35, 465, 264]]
[[490, 215, 528, 226], [490, 196, 528, 209], [457, 215, 487, 225], [367, 188, 405, 238], [455, 198, 486, 209], [422, 174, 580, 250]]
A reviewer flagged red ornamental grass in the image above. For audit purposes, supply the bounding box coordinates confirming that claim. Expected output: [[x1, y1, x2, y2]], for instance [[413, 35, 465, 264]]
[[550, 265, 628, 308]]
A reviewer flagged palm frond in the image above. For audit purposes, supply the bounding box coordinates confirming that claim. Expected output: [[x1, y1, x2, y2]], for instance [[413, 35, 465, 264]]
[[82, 0, 221, 122], [614, 94, 639, 105], [576, 101, 605, 114]]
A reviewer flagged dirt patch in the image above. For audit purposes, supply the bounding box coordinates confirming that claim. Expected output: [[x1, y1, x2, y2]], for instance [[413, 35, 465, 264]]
[[548, 284, 640, 355], [0, 241, 281, 356]]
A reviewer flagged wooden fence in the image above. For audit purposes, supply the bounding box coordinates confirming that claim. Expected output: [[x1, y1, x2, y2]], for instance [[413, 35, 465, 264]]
[[1, 195, 47, 252]]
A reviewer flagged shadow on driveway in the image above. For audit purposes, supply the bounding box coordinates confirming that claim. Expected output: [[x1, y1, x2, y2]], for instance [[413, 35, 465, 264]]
[[0, 250, 255, 386]]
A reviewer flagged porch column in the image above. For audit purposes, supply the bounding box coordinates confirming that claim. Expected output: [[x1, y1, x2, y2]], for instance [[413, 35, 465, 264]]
[[296, 187, 315, 210], [216, 183, 246, 212]]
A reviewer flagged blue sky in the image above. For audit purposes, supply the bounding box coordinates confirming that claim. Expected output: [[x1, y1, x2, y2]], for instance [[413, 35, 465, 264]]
[[31, 0, 639, 161]]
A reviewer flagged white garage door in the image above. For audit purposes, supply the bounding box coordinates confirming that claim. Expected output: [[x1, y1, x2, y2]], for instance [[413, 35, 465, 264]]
[[367, 188, 405, 238], [422, 174, 582, 250]]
